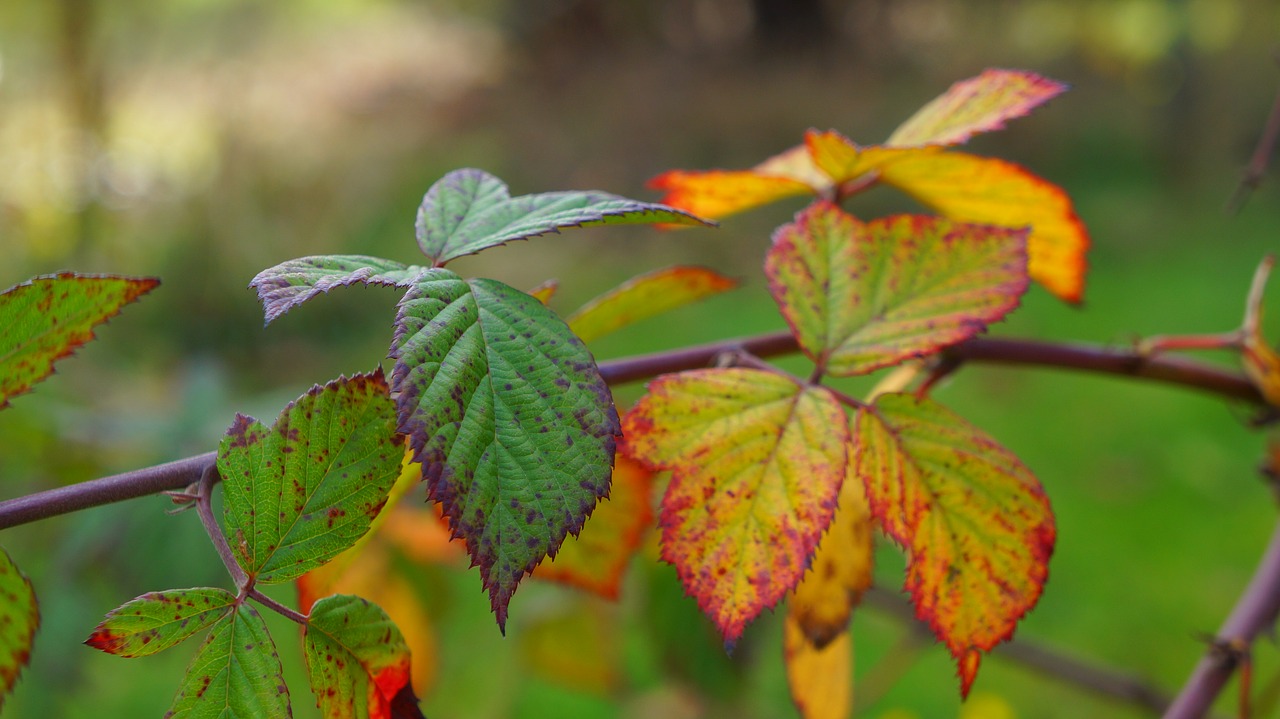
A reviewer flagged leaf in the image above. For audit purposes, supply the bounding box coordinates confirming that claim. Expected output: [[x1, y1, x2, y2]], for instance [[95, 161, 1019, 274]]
[[414, 169, 711, 266], [390, 268, 620, 628], [853, 393, 1054, 697], [871, 148, 1089, 303], [533, 454, 655, 599], [250, 255, 425, 325], [766, 202, 1028, 377], [784, 615, 851, 719], [165, 603, 290, 719], [519, 600, 620, 694], [0, 273, 159, 408], [788, 473, 874, 647], [886, 69, 1068, 148], [648, 145, 824, 222], [527, 279, 559, 305], [219, 371, 402, 584], [85, 588, 236, 658], [567, 266, 737, 343], [621, 368, 848, 646], [0, 546, 37, 711], [304, 594, 423, 719]]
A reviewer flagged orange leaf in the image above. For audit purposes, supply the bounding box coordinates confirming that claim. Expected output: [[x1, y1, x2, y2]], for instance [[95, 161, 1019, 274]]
[[886, 69, 1068, 148], [854, 393, 1054, 697], [788, 472, 874, 647], [622, 368, 848, 646], [567, 266, 737, 344], [533, 455, 655, 599], [872, 149, 1089, 303], [527, 279, 559, 305], [784, 615, 851, 719], [649, 144, 825, 220]]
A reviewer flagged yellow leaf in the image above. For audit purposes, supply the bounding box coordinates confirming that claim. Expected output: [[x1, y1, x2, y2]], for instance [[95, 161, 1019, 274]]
[[873, 149, 1088, 303], [567, 266, 737, 344], [788, 471, 874, 647], [784, 614, 852, 719]]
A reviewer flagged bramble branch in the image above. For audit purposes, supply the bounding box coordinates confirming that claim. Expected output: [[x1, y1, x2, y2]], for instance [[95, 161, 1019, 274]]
[[0, 332, 1265, 531]]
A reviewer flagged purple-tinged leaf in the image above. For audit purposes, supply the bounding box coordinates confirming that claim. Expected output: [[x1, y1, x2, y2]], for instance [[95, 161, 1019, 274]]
[[165, 603, 290, 718], [218, 372, 402, 584], [249, 256, 425, 325], [390, 268, 618, 629], [414, 169, 711, 266], [85, 588, 235, 658], [0, 274, 158, 408], [0, 546, 37, 711]]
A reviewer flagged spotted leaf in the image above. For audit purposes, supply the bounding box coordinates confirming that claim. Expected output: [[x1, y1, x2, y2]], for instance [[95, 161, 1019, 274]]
[[0, 274, 158, 408], [165, 603, 290, 719], [622, 368, 847, 647], [854, 393, 1054, 697], [218, 371, 402, 584], [0, 546, 37, 711], [390, 268, 619, 629], [85, 588, 235, 658], [250, 256, 425, 325], [765, 202, 1027, 376], [304, 595, 422, 719]]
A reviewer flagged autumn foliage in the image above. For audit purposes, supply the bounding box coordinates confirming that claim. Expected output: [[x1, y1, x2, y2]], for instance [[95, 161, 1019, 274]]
[[0, 69, 1125, 717]]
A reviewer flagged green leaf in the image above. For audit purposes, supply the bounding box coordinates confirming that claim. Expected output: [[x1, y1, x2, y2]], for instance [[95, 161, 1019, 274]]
[[165, 603, 290, 719], [414, 168, 711, 266], [765, 202, 1028, 376], [219, 371, 402, 584], [0, 273, 159, 408], [0, 546, 38, 711], [250, 255, 425, 325], [85, 588, 235, 658], [390, 268, 619, 628], [304, 594, 422, 719]]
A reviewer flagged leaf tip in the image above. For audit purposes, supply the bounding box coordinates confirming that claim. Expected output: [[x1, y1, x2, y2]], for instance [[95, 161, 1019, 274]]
[[958, 647, 982, 698]]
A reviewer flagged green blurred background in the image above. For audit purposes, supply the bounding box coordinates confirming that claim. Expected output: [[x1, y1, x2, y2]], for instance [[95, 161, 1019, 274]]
[[3, 0, 1280, 716]]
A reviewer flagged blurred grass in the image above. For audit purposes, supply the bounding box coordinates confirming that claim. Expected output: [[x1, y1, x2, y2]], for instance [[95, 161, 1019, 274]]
[[5, 0, 1280, 717]]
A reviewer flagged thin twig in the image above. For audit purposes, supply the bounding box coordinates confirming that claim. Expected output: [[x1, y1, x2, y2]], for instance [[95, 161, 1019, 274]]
[[248, 588, 308, 625], [1164, 520, 1280, 718], [861, 587, 1190, 715], [1229, 76, 1280, 214], [195, 463, 247, 590]]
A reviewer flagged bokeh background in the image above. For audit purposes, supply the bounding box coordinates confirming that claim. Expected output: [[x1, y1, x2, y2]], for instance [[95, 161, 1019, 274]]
[[3, 0, 1280, 717]]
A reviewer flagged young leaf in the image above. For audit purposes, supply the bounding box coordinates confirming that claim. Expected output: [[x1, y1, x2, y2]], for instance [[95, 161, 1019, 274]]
[[1242, 255, 1280, 406], [0, 273, 159, 408], [0, 546, 38, 711], [788, 474, 874, 647], [250, 256, 425, 325], [784, 615, 851, 719], [304, 594, 422, 719], [414, 168, 711, 266], [854, 393, 1054, 697], [886, 69, 1068, 148], [622, 368, 848, 647], [391, 268, 619, 629], [165, 603, 290, 719], [766, 202, 1028, 377], [219, 371, 402, 584], [533, 454, 655, 599], [567, 266, 737, 343], [85, 588, 236, 658]]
